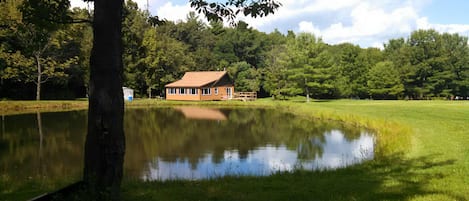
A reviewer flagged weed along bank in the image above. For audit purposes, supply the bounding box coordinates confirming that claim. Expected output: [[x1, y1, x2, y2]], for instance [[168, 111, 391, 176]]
[[165, 71, 234, 101]]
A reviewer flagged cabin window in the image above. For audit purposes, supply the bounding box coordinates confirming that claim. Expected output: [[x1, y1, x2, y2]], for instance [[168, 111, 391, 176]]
[[189, 88, 198, 95], [168, 88, 176, 94], [214, 88, 218, 95], [179, 88, 186, 94], [202, 88, 211, 95]]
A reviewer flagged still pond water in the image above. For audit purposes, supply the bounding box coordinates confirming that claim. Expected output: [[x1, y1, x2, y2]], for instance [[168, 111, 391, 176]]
[[0, 107, 374, 182]]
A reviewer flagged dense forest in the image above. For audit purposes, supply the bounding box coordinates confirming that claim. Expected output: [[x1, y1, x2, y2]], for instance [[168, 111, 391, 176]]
[[1, 0, 468, 100]]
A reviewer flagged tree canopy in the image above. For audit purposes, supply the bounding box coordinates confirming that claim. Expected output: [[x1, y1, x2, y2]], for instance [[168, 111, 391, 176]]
[[1, 0, 469, 100]]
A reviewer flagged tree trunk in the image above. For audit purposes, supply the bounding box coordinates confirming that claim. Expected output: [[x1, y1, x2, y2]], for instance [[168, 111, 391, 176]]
[[305, 78, 310, 102], [83, 0, 125, 200], [35, 55, 41, 101], [147, 86, 152, 99]]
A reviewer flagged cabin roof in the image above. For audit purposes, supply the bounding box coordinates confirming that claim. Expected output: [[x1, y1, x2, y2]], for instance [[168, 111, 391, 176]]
[[165, 71, 228, 87]]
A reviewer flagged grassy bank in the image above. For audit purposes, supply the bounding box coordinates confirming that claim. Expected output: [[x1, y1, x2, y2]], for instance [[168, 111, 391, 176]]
[[0, 100, 88, 115], [1, 99, 468, 200], [121, 99, 468, 201], [0, 99, 258, 115]]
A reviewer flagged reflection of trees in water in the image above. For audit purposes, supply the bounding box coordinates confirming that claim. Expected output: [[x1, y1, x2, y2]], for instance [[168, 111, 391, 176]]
[[124, 108, 369, 176], [1, 115, 4, 137], [37, 111, 45, 181], [0, 108, 370, 185], [0, 111, 87, 188]]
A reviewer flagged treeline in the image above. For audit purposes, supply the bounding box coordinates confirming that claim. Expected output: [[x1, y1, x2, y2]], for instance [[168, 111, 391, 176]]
[[0, 0, 91, 100], [1, 0, 468, 100]]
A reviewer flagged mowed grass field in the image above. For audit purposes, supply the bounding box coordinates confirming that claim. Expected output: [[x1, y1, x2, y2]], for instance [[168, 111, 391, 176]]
[[1, 99, 468, 201]]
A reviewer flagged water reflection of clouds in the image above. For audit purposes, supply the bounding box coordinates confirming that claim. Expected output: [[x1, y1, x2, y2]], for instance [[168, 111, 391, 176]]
[[142, 130, 374, 181], [312, 130, 374, 169]]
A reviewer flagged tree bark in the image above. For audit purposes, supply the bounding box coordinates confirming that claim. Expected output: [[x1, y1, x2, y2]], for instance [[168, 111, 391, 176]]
[[305, 78, 310, 102], [83, 0, 125, 200], [147, 86, 152, 99], [35, 54, 41, 101]]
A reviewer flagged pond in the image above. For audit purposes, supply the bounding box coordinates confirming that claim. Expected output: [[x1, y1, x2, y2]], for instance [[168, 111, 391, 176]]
[[0, 107, 374, 184]]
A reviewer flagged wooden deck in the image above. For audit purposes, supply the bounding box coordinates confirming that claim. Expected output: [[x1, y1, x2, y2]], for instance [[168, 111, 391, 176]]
[[232, 92, 257, 101]]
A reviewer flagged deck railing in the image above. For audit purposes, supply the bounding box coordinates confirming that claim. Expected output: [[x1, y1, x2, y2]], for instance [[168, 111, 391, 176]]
[[232, 92, 257, 101]]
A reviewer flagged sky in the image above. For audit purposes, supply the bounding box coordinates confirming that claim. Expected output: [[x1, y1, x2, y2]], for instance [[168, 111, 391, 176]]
[[70, 0, 469, 48]]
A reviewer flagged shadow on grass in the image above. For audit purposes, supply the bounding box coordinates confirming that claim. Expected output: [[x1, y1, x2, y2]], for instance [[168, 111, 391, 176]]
[[119, 154, 462, 201], [310, 99, 333, 103], [12, 154, 463, 201], [270, 99, 333, 103]]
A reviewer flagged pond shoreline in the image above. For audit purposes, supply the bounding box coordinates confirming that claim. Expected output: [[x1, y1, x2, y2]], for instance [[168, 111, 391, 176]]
[[0, 100, 88, 115], [0, 99, 269, 115]]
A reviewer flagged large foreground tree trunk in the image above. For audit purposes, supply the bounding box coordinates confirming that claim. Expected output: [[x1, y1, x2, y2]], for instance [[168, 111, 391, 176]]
[[83, 0, 125, 200]]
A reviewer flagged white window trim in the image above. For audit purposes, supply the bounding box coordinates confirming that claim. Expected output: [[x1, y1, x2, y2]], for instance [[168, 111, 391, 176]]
[[188, 88, 198, 95], [202, 88, 211, 95], [226, 87, 232, 99], [179, 88, 186, 95], [168, 88, 177, 95]]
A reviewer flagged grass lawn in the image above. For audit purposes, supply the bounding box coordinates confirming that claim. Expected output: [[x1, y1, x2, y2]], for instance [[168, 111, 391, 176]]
[[1, 99, 468, 201]]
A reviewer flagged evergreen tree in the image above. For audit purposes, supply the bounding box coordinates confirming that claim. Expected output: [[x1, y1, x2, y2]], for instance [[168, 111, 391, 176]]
[[367, 61, 404, 99]]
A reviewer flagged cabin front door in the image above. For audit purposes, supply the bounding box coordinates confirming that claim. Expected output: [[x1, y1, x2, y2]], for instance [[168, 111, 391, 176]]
[[226, 88, 232, 99]]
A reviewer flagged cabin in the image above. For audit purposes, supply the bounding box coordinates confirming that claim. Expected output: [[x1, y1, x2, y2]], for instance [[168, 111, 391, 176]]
[[165, 71, 234, 101]]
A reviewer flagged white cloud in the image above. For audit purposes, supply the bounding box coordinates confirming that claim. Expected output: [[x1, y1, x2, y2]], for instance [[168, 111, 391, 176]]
[[417, 17, 431, 30], [311, 1, 420, 46], [417, 17, 469, 34], [371, 42, 385, 50], [307, 0, 361, 12], [155, 2, 193, 22], [236, 0, 361, 31], [298, 21, 321, 36]]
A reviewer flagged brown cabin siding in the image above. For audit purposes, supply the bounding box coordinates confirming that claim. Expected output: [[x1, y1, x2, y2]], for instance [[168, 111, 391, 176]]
[[200, 86, 234, 101]]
